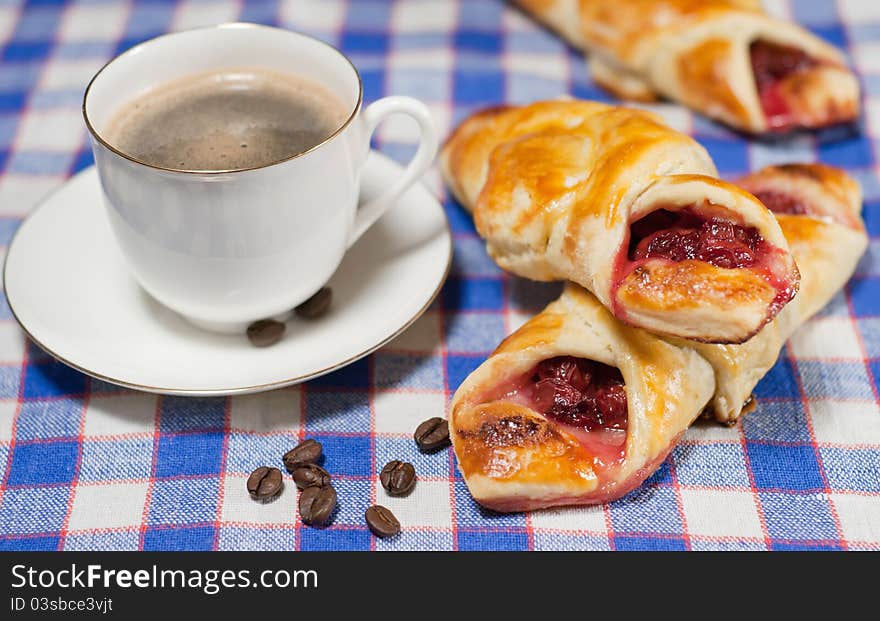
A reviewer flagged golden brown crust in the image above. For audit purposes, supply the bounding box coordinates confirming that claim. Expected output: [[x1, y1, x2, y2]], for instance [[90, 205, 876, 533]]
[[440, 100, 800, 343], [511, 0, 859, 133]]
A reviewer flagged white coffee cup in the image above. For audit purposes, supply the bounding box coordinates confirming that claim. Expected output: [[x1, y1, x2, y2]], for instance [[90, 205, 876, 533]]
[[83, 23, 439, 333]]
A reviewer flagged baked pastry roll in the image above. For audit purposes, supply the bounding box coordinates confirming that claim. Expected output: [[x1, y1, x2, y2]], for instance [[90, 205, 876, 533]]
[[449, 283, 716, 511], [441, 100, 800, 344], [512, 0, 860, 133], [691, 163, 867, 423], [449, 164, 865, 510]]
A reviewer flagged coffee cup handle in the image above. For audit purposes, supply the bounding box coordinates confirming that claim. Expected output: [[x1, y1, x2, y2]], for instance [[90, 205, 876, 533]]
[[347, 96, 439, 247]]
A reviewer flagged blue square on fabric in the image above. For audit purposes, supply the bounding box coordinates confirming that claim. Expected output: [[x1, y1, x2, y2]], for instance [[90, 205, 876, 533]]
[[300, 526, 371, 551], [458, 529, 529, 551], [7, 151, 73, 176], [305, 391, 371, 433], [446, 354, 486, 393], [609, 485, 684, 534], [642, 455, 673, 486], [0, 535, 60, 551], [391, 32, 447, 50], [309, 357, 369, 389], [143, 525, 216, 551], [454, 30, 502, 54], [79, 437, 153, 482], [387, 67, 449, 101], [442, 277, 504, 310], [613, 534, 688, 551], [699, 138, 749, 174], [864, 201, 880, 237], [445, 198, 476, 233], [454, 69, 504, 105], [309, 433, 371, 478], [345, 1, 392, 30], [505, 30, 565, 54], [0, 364, 21, 399], [218, 527, 295, 552], [1, 41, 52, 62], [791, 0, 839, 25], [0, 486, 70, 534], [753, 354, 801, 399], [237, 1, 277, 26], [818, 136, 874, 168], [0, 115, 18, 149], [459, 0, 504, 29], [0, 216, 20, 245], [453, 236, 502, 277], [673, 442, 750, 488], [742, 400, 812, 443], [374, 352, 445, 390], [71, 148, 94, 174], [445, 312, 506, 354], [507, 73, 567, 103], [160, 396, 226, 433], [809, 24, 847, 48], [746, 443, 824, 492], [226, 433, 296, 475], [16, 398, 84, 441], [799, 361, 874, 400], [6, 440, 78, 486], [819, 447, 880, 493], [870, 360, 880, 395], [154, 432, 224, 477], [10, 6, 63, 41], [340, 31, 389, 54], [148, 477, 220, 526], [856, 318, 880, 358], [123, 3, 175, 38], [360, 69, 385, 102], [849, 277, 880, 316], [319, 478, 370, 526], [22, 361, 86, 399], [759, 491, 838, 541]]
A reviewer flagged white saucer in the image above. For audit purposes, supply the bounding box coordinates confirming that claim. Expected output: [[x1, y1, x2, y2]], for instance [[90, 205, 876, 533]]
[[4, 151, 452, 395]]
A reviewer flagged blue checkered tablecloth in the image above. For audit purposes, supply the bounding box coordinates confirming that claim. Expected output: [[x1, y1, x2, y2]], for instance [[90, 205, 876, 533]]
[[0, 0, 878, 551]]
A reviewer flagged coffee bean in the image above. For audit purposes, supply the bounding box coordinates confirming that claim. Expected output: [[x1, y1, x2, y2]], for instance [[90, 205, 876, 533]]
[[295, 287, 332, 319], [247, 466, 283, 501], [247, 319, 285, 347], [283, 438, 323, 472], [299, 484, 337, 526], [414, 417, 450, 452], [292, 463, 331, 490], [380, 460, 416, 496], [365, 505, 400, 538]]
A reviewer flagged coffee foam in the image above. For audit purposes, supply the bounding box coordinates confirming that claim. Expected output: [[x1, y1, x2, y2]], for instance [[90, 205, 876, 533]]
[[104, 68, 349, 171]]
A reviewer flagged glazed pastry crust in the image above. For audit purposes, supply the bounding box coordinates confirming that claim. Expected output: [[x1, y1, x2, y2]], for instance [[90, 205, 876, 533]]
[[449, 164, 866, 509], [512, 0, 859, 133], [450, 284, 715, 511], [440, 101, 800, 343]]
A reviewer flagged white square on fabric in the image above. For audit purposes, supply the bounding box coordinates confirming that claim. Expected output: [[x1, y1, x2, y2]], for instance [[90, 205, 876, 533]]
[[229, 388, 301, 433], [507, 310, 532, 334], [382, 310, 441, 353], [0, 399, 17, 442], [809, 399, 880, 445], [60, 3, 130, 42], [0, 175, 63, 216], [679, 488, 764, 539], [392, 0, 458, 32], [503, 53, 568, 82], [0, 7, 18, 44], [83, 393, 159, 438], [866, 98, 880, 137], [67, 481, 149, 531], [0, 322, 27, 365], [220, 474, 297, 526], [839, 0, 880, 23], [853, 42, 880, 73], [172, 0, 240, 32], [279, 0, 346, 32], [373, 479, 452, 528], [40, 58, 105, 91], [632, 102, 693, 135], [373, 390, 447, 434], [16, 109, 85, 152], [760, 0, 789, 19], [832, 493, 880, 544], [683, 422, 744, 443], [530, 504, 609, 534], [790, 317, 863, 360]]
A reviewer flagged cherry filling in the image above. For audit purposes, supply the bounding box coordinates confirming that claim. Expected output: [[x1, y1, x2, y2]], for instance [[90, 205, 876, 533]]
[[488, 356, 628, 465], [750, 40, 819, 130], [750, 190, 810, 216], [627, 208, 766, 270]]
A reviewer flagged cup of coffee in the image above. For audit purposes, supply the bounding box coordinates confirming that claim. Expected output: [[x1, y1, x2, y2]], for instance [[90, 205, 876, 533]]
[[83, 23, 439, 332]]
